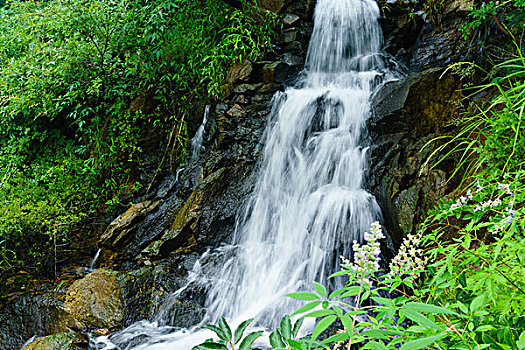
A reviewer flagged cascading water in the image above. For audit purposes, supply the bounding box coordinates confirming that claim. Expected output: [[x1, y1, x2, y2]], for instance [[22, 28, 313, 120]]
[[94, 0, 396, 348]]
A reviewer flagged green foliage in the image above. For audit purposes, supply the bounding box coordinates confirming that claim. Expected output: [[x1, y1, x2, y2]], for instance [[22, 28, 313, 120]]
[[0, 0, 278, 273], [460, 0, 525, 41], [194, 317, 264, 350]]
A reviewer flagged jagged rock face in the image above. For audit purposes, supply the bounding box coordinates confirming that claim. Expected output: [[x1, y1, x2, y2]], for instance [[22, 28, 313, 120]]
[[22, 332, 88, 350], [369, 68, 464, 247], [0, 293, 82, 350]]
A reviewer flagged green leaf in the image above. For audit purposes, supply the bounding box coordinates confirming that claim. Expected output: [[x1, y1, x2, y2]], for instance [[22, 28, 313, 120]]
[[363, 341, 388, 350], [459, 273, 467, 288], [192, 342, 229, 350], [399, 335, 444, 350], [400, 309, 442, 331], [202, 325, 228, 341], [470, 294, 486, 313], [218, 317, 232, 341], [270, 330, 286, 348], [516, 331, 525, 349], [329, 287, 348, 299], [404, 302, 457, 315], [239, 330, 263, 350], [288, 339, 306, 350], [280, 315, 292, 340], [341, 313, 353, 333], [292, 301, 321, 316], [293, 318, 304, 337], [302, 309, 336, 318], [234, 319, 253, 345], [320, 331, 349, 345], [336, 286, 361, 299], [313, 282, 327, 298], [309, 315, 337, 347], [286, 291, 320, 301]]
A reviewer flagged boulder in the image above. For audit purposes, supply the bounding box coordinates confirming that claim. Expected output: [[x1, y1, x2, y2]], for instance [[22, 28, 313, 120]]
[[227, 59, 253, 84], [22, 332, 88, 350], [65, 269, 126, 329]]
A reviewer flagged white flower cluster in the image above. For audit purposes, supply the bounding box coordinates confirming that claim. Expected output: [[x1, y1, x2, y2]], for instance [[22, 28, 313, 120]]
[[342, 222, 385, 286], [473, 198, 502, 212], [386, 231, 427, 283]]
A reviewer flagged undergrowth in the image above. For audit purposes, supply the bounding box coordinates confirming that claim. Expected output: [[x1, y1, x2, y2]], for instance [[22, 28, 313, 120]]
[[0, 0, 278, 275]]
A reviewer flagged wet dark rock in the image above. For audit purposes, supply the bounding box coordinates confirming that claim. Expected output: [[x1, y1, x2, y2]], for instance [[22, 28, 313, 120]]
[[65, 269, 127, 329], [259, 0, 284, 13], [0, 293, 82, 350], [227, 104, 247, 118], [99, 200, 162, 250], [22, 332, 88, 350], [233, 83, 262, 93], [379, 0, 474, 72], [283, 52, 303, 66], [283, 13, 300, 26], [369, 68, 463, 245], [227, 59, 253, 84]]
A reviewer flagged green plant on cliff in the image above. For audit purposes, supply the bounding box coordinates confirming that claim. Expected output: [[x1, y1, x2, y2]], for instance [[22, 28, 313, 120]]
[[0, 0, 278, 275], [460, 0, 525, 42]]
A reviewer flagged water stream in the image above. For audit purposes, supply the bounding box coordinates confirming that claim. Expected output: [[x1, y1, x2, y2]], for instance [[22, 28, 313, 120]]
[[94, 0, 395, 348]]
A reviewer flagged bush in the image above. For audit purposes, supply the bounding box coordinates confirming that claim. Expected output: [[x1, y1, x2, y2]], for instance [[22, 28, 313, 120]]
[[0, 0, 278, 274]]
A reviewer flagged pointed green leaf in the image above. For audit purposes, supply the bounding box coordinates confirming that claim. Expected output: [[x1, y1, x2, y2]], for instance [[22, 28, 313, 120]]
[[293, 318, 304, 337], [292, 301, 321, 316], [341, 313, 353, 333], [320, 331, 349, 344], [309, 315, 337, 347], [239, 330, 263, 350], [516, 331, 525, 349], [313, 282, 327, 298], [270, 330, 286, 348], [234, 318, 253, 345], [280, 315, 292, 339], [400, 309, 441, 331], [218, 317, 232, 341], [202, 325, 228, 341], [329, 287, 347, 300], [336, 286, 361, 299], [288, 339, 306, 350], [286, 292, 320, 301], [363, 341, 388, 350], [192, 342, 229, 350], [399, 335, 444, 350], [404, 302, 457, 315]]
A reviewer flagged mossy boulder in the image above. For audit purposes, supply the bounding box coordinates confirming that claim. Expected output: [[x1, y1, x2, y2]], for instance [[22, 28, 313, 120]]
[[22, 332, 88, 350], [65, 269, 126, 329]]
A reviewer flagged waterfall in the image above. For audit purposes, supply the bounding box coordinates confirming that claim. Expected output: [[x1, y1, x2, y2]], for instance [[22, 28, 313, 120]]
[[190, 105, 210, 163], [95, 0, 395, 348]]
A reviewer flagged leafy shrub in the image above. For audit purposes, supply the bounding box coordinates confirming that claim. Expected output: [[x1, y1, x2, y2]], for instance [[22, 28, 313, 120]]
[[0, 0, 278, 273]]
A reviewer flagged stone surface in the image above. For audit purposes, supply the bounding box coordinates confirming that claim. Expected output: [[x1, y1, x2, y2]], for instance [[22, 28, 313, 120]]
[[369, 68, 464, 246], [227, 59, 253, 84], [99, 200, 162, 249], [23, 332, 88, 350], [65, 269, 126, 329], [227, 104, 247, 118], [0, 293, 82, 350], [259, 0, 284, 13], [283, 13, 300, 26]]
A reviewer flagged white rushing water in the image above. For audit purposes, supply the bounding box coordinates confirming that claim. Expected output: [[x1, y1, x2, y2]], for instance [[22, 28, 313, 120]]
[[95, 0, 396, 348], [190, 105, 210, 163]]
